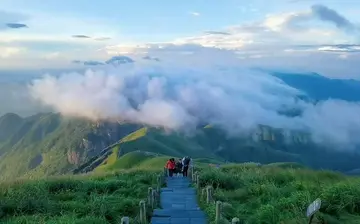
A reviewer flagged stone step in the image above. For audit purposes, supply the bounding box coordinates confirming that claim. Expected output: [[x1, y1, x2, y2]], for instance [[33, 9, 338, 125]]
[[150, 176, 208, 224], [150, 217, 207, 224], [153, 209, 206, 218]]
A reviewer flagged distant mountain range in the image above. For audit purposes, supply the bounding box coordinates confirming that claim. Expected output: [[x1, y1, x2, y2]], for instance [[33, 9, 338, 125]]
[[269, 71, 360, 102], [0, 112, 360, 181]]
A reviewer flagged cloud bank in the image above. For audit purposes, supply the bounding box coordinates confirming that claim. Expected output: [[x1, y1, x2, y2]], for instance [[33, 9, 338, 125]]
[[28, 51, 360, 148], [72, 35, 91, 39], [72, 35, 111, 41], [5, 23, 28, 29]]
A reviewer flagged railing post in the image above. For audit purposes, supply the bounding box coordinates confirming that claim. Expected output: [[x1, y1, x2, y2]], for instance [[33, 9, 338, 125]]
[[147, 187, 153, 207], [232, 217, 240, 224], [215, 201, 222, 224], [196, 174, 200, 189], [157, 174, 161, 193], [139, 200, 147, 224], [193, 171, 198, 182], [163, 167, 168, 177], [206, 186, 213, 203], [120, 217, 129, 224], [201, 188, 206, 200], [151, 188, 156, 209], [189, 165, 194, 178]]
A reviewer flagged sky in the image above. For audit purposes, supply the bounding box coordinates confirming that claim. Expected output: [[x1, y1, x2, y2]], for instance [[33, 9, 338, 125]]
[[1, 0, 360, 147], [0, 0, 360, 78]]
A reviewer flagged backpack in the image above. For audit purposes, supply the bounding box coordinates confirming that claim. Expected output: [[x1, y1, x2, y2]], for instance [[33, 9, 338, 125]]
[[183, 157, 190, 166]]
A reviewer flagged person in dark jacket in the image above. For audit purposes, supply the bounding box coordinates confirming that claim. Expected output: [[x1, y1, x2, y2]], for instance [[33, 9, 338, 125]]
[[175, 158, 183, 176]]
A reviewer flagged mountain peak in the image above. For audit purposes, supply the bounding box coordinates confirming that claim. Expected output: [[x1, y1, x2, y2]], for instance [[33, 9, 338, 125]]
[[105, 56, 135, 65]]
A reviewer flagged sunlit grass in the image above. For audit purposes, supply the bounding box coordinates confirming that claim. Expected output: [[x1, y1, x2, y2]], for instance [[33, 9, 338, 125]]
[[197, 163, 360, 224], [0, 168, 159, 223]]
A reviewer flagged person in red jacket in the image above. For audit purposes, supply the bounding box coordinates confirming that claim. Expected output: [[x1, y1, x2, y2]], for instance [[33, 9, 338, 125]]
[[165, 158, 176, 177]]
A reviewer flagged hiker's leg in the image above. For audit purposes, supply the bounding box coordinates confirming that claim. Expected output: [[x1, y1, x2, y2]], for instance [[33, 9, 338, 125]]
[[169, 169, 173, 177], [184, 166, 189, 177]]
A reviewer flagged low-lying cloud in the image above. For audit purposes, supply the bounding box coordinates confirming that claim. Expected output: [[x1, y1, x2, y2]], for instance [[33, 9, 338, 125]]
[[311, 4, 357, 33], [71, 35, 111, 41], [6, 23, 28, 29], [28, 54, 360, 148], [204, 31, 231, 35], [72, 35, 91, 39]]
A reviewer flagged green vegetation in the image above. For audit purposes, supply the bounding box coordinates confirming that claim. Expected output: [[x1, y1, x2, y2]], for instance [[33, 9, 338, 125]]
[[197, 164, 360, 224], [119, 127, 148, 143], [95, 151, 168, 171], [0, 113, 143, 180], [1, 112, 360, 181], [0, 169, 160, 223]]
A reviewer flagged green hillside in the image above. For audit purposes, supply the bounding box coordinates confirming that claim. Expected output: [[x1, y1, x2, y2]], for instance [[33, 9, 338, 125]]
[[0, 113, 142, 181], [0, 168, 160, 223], [2, 153, 360, 223], [95, 151, 168, 171], [197, 164, 360, 223], [1, 112, 360, 180]]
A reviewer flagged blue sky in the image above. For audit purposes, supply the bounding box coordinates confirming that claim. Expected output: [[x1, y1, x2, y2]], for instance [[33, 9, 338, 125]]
[[0, 0, 360, 78]]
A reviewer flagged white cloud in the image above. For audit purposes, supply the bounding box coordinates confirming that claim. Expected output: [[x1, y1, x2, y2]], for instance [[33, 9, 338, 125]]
[[43, 52, 61, 60], [0, 46, 25, 58], [339, 54, 348, 59], [317, 45, 360, 52], [173, 5, 359, 52], [189, 12, 200, 16], [27, 57, 360, 148]]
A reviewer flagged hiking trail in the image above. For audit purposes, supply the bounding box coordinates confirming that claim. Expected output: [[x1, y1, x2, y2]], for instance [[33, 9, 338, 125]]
[[150, 176, 207, 224]]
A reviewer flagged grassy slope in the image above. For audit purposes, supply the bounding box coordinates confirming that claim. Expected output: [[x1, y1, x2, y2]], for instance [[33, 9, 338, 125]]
[[0, 168, 160, 223], [98, 151, 170, 171], [77, 124, 360, 175], [96, 149, 225, 173], [119, 128, 217, 158], [0, 113, 143, 180], [0, 114, 95, 180], [197, 163, 360, 224], [93, 127, 222, 172]]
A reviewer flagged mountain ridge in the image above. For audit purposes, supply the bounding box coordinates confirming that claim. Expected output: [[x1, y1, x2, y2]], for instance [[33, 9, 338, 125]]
[[0, 112, 360, 181], [270, 71, 360, 102]]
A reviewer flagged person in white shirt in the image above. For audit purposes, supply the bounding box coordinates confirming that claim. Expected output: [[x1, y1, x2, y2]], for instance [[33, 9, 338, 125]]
[[181, 156, 191, 177]]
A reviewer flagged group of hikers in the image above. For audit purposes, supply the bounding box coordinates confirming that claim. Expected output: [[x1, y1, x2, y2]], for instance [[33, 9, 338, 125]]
[[165, 156, 191, 177]]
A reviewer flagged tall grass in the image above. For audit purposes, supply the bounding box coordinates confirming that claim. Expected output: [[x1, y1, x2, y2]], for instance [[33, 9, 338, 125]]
[[0, 169, 159, 223], [197, 164, 360, 224]]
